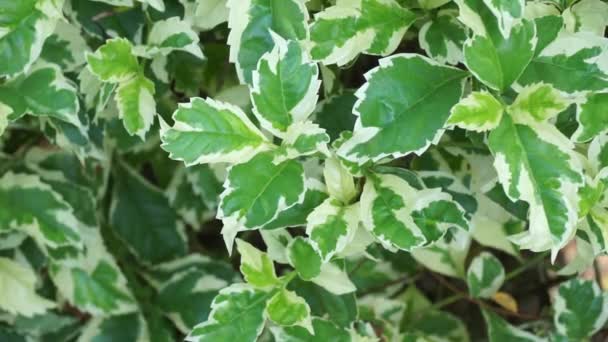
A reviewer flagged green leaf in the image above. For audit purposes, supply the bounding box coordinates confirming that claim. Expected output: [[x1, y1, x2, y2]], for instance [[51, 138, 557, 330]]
[[187, 284, 270, 342], [482, 310, 543, 342], [338, 54, 468, 164], [360, 173, 466, 251], [466, 252, 505, 298], [110, 162, 187, 264], [323, 157, 357, 205], [265, 289, 312, 330], [0, 172, 83, 253], [306, 198, 358, 262], [115, 74, 156, 140], [236, 239, 280, 288], [0, 0, 64, 77], [160, 97, 269, 165], [86, 38, 140, 83], [227, 0, 309, 84], [309, 0, 417, 66], [488, 115, 582, 257], [288, 237, 322, 281], [508, 83, 569, 123], [0, 257, 55, 317], [447, 91, 504, 132], [418, 9, 467, 65], [251, 35, 320, 136], [270, 317, 350, 342], [553, 279, 608, 340], [572, 92, 608, 143], [219, 151, 305, 232], [0, 63, 80, 128]]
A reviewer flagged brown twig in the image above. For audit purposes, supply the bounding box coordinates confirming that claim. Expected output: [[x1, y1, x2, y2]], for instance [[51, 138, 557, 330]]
[[429, 272, 541, 321]]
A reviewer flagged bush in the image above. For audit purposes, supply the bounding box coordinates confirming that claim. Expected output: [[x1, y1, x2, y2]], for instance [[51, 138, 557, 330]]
[[1, 0, 608, 340]]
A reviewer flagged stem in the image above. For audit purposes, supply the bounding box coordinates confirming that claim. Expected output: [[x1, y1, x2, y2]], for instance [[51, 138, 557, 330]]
[[504, 251, 549, 281]]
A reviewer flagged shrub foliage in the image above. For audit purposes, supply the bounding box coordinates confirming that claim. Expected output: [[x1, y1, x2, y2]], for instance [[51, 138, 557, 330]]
[[1, 0, 608, 341]]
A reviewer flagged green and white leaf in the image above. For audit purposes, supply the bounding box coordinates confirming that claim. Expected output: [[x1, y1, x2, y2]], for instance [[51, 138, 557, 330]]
[[310, 261, 356, 295], [186, 284, 270, 342], [488, 115, 582, 258], [227, 0, 309, 84], [219, 152, 306, 247], [115, 74, 156, 140], [509, 83, 570, 123], [572, 92, 608, 143], [338, 54, 468, 164], [466, 252, 505, 298], [470, 196, 522, 257], [418, 9, 467, 65], [447, 91, 503, 132], [49, 228, 137, 316], [77, 313, 148, 342], [309, 0, 417, 66], [0, 63, 80, 128], [411, 228, 471, 278], [563, 0, 608, 36], [180, 0, 229, 31], [280, 121, 330, 159], [137, 17, 203, 58], [265, 289, 312, 332], [323, 157, 357, 205], [0, 172, 83, 253], [360, 173, 466, 251], [86, 38, 140, 83], [154, 255, 239, 333], [0, 257, 55, 317], [306, 198, 359, 262], [41, 20, 90, 72], [251, 35, 320, 136], [0, 0, 64, 77], [160, 97, 269, 165], [483, 310, 544, 342], [270, 317, 350, 342], [457, 0, 536, 91], [553, 279, 608, 340], [517, 31, 608, 94]]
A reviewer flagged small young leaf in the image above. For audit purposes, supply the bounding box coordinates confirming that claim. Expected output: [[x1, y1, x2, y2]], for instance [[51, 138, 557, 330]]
[[447, 91, 503, 132], [265, 289, 312, 330], [236, 239, 280, 288], [288, 237, 322, 281], [466, 252, 505, 298]]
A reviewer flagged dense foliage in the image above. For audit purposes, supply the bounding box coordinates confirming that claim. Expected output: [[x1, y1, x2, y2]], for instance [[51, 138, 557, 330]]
[[1, 0, 608, 340]]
